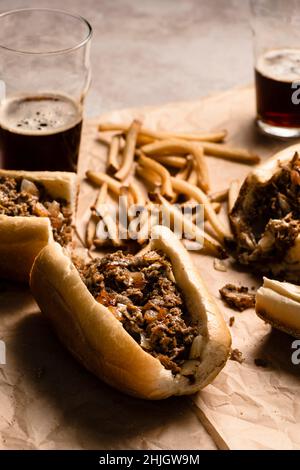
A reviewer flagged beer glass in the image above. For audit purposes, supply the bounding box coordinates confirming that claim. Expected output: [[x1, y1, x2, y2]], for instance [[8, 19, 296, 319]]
[[0, 8, 92, 171], [251, 0, 300, 138]]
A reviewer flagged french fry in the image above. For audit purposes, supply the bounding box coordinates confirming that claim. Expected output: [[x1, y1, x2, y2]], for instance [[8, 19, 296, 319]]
[[171, 177, 230, 242], [118, 186, 131, 237], [86, 171, 122, 195], [97, 134, 113, 147], [114, 119, 142, 181], [85, 183, 108, 248], [136, 203, 160, 245], [191, 201, 221, 224], [107, 135, 121, 174], [209, 188, 229, 203], [98, 134, 126, 151], [175, 155, 193, 180], [201, 142, 260, 165], [212, 201, 222, 214], [150, 155, 186, 169], [155, 193, 225, 258], [187, 166, 198, 186], [119, 185, 133, 210], [94, 202, 122, 248], [193, 146, 210, 193], [128, 179, 146, 207], [141, 139, 210, 193], [228, 179, 240, 213], [138, 154, 175, 200], [98, 122, 227, 143], [136, 164, 162, 187]]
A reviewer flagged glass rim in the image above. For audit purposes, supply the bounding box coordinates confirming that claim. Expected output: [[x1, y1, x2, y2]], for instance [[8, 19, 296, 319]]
[[0, 7, 93, 55]]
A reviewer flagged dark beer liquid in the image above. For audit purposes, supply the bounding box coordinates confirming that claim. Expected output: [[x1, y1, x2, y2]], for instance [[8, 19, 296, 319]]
[[255, 48, 300, 128], [0, 93, 82, 171]]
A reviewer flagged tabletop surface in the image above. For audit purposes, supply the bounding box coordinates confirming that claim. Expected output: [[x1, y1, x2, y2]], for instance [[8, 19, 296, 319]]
[[0, 0, 253, 116], [0, 0, 255, 451]]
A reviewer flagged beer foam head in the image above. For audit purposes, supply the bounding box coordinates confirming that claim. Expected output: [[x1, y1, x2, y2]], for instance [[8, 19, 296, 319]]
[[256, 48, 300, 83], [0, 93, 82, 135]]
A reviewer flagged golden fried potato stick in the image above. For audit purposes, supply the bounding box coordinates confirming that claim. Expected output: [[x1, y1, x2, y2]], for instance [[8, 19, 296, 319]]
[[228, 179, 240, 213], [187, 161, 198, 186], [86, 171, 122, 196], [97, 134, 114, 147], [98, 133, 126, 150], [209, 188, 229, 203], [150, 155, 186, 169], [94, 202, 122, 248], [212, 201, 222, 214], [188, 170, 198, 186], [182, 200, 221, 218], [114, 119, 142, 181], [137, 203, 160, 245], [201, 142, 260, 165], [171, 177, 230, 242], [175, 155, 194, 180], [118, 186, 132, 235], [85, 182, 108, 248], [128, 179, 146, 207], [98, 122, 227, 143], [141, 139, 210, 193], [135, 164, 162, 187], [155, 194, 225, 258], [120, 185, 133, 212], [190, 201, 221, 224], [138, 154, 175, 200], [107, 135, 121, 174]]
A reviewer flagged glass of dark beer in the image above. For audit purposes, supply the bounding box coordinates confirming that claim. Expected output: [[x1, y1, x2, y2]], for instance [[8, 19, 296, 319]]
[[0, 8, 92, 171], [251, 0, 300, 138]]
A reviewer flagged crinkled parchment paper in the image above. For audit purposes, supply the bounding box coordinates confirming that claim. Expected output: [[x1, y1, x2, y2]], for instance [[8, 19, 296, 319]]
[[1, 87, 299, 450]]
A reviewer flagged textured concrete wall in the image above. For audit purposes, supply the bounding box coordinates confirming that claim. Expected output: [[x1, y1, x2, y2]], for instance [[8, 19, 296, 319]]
[[0, 0, 253, 116]]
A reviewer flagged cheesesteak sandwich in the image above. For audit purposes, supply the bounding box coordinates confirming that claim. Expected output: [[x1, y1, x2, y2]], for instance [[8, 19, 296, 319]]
[[0, 169, 77, 282], [30, 225, 231, 399], [228, 143, 300, 282]]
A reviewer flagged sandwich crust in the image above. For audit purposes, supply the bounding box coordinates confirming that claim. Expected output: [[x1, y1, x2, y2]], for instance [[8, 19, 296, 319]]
[[256, 277, 300, 338], [30, 225, 231, 399]]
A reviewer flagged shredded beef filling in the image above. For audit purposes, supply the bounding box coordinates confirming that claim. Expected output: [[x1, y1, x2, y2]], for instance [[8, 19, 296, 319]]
[[76, 250, 198, 374], [219, 283, 256, 312], [228, 152, 300, 276], [0, 176, 72, 246]]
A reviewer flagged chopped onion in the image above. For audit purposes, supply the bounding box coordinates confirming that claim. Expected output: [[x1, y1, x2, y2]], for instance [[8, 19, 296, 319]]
[[189, 335, 204, 360], [33, 202, 49, 217], [46, 201, 61, 217], [20, 179, 39, 197], [140, 334, 151, 349]]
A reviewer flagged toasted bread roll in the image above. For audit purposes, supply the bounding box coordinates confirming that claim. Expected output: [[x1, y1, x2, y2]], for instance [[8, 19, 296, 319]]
[[256, 277, 300, 338], [0, 170, 77, 282], [30, 225, 231, 400]]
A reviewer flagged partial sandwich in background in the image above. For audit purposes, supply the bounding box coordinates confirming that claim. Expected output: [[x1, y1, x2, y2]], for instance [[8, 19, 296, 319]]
[[0, 169, 78, 282], [228, 143, 300, 283], [256, 277, 300, 338]]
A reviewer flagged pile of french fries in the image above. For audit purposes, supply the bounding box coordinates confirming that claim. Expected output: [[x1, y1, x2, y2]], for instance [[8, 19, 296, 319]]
[[85, 119, 259, 257]]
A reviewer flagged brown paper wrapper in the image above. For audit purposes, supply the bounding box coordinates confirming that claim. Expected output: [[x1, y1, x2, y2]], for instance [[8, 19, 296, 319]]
[[0, 87, 298, 450]]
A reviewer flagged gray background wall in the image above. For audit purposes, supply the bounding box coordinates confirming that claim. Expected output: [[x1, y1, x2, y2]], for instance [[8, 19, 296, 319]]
[[0, 0, 253, 116]]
